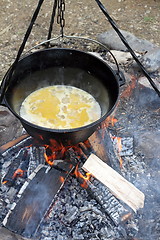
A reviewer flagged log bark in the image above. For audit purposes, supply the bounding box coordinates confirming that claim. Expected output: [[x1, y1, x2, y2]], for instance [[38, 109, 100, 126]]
[[82, 154, 145, 212]]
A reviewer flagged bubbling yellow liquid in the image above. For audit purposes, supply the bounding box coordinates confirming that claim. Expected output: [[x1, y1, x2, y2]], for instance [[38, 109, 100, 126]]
[[20, 85, 101, 129]]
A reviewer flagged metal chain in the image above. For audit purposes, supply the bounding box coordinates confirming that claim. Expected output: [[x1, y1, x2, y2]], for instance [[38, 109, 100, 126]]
[[57, 0, 65, 37]]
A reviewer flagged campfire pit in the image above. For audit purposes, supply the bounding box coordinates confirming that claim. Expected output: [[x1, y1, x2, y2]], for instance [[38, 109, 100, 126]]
[[0, 1, 160, 239], [0, 73, 159, 239]]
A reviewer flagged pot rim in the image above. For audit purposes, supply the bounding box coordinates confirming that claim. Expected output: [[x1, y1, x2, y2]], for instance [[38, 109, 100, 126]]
[[2, 47, 120, 133]]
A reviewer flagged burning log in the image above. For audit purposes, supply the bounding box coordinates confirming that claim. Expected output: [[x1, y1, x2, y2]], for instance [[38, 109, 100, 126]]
[[88, 128, 124, 173], [82, 154, 145, 212], [88, 131, 111, 164], [67, 145, 132, 228], [3, 161, 75, 238], [78, 174, 132, 226], [2, 148, 29, 187]]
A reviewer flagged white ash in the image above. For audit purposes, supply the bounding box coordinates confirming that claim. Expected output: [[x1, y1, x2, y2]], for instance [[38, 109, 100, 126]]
[[37, 176, 137, 240], [27, 146, 46, 176]]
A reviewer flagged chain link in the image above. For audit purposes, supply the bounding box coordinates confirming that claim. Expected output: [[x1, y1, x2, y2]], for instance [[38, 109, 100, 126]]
[[57, 0, 65, 37]]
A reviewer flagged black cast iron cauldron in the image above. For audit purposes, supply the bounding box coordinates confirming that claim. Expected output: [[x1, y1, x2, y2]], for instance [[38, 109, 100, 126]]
[[0, 48, 120, 145]]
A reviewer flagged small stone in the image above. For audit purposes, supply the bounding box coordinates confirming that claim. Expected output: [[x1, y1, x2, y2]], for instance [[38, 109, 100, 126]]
[[138, 76, 160, 91], [106, 50, 134, 64], [43, 237, 52, 240], [97, 29, 157, 52], [63, 206, 79, 223], [140, 48, 160, 72], [57, 235, 65, 240]]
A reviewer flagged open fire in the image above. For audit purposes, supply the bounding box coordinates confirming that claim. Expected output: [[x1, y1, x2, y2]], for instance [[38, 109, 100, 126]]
[[0, 133, 134, 239], [0, 72, 160, 240]]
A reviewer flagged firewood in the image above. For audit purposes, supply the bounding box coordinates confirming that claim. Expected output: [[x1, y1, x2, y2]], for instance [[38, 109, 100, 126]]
[[0, 134, 29, 153], [82, 154, 145, 212], [89, 131, 110, 163], [0, 226, 30, 240], [80, 175, 132, 225], [3, 161, 75, 238]]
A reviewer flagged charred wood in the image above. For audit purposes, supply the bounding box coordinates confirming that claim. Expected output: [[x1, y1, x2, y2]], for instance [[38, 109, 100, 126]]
[[0, 134, 29, 154], [3, 161, 74, 238], [0, 226, 30, 240], [83, 154, 145, 212], [0, 135, 31, 156], [76, 170, 132, 226], [2, 148, 29, 187]]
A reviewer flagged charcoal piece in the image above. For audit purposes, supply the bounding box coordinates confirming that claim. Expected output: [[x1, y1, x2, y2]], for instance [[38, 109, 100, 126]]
[[63, 206, 79, 223], [2, 148, 30, 186], [29, 146, 45, 165], [27, 146, 45, 176], [120, 137, 134, 157], [103, 130, 122, 173], [3, 161, 74, 238]]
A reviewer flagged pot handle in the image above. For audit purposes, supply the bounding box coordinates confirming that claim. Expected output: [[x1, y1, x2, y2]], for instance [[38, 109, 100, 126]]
[[0, 71, 9, 105], [115, 70, 125, 87], [0, 63, 16, 105], [24, 34, 125, 87]]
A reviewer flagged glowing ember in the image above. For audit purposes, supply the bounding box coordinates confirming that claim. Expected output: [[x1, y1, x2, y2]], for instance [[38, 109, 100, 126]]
[[59, 176, 65, 183], [120, 75, 137, 98], [2, 180, 8, 185], [12, 169, 25, 179], [102, 115, 118, 128]]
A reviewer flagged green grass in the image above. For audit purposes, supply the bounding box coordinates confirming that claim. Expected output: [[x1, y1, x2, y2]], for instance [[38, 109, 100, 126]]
[[143, 16, 155, 22]]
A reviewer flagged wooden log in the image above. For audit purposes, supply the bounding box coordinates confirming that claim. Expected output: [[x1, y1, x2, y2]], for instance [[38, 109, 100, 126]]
[[0, 226, 30, 240], [88, 130, 111, 165], [82, 154, 145, 212], [3, 161, 75, 238], [0, 134, 29, 154], [2, 148, 30, 186], [88, 128, 123, 173], [78, 174, 132, 225]]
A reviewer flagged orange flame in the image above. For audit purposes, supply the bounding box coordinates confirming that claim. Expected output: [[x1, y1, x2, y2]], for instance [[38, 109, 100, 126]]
[[44, 151, 54, 166], [2, 180, 8, 185], [116, 137, 122, 152], [74, 164, 91, 188], [12, 169, 25, 179], [43, 138, 87, 167], [119, 157, 123, 168], [43, 139, 72, 166], [59, 176, 65, 183]]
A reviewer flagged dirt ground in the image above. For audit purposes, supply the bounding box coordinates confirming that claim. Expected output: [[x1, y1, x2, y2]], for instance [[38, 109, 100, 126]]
[[0, 0, 160, 81]]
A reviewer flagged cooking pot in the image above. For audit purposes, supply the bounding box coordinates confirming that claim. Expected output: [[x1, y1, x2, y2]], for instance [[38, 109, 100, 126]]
[[0, 48, 120, 145]]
